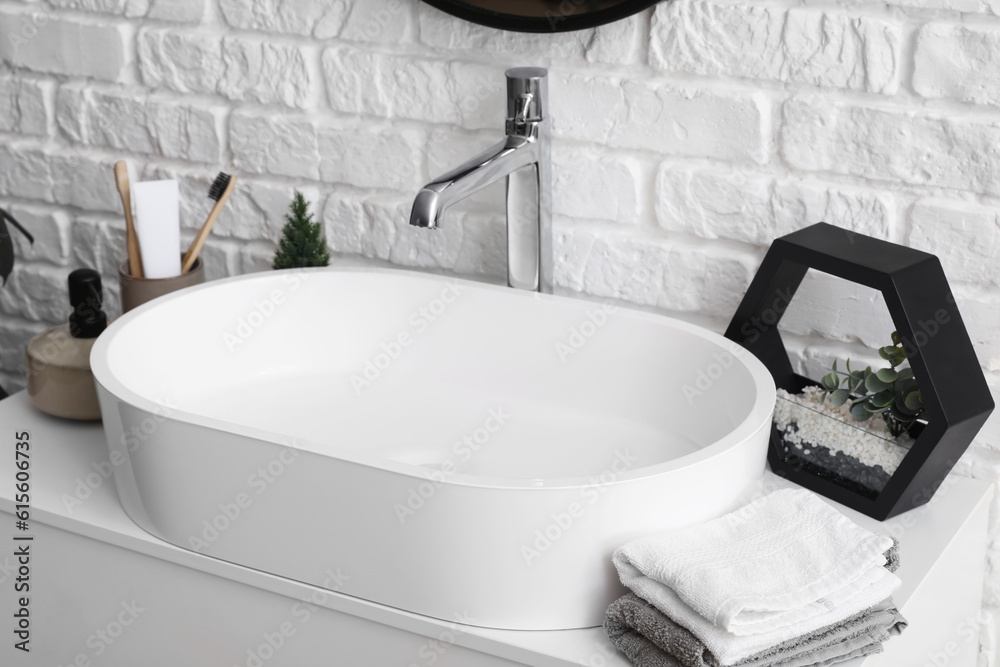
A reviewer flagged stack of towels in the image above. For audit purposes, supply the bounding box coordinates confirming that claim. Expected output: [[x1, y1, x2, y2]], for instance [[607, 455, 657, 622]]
[[605, 489, 907, 667]]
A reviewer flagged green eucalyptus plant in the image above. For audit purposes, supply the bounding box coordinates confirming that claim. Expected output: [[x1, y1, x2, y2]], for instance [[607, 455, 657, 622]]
[[819, 331, 925, 438]]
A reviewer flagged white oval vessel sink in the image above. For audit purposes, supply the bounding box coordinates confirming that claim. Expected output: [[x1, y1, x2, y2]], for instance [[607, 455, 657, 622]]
[[92, 267, 774, 630]]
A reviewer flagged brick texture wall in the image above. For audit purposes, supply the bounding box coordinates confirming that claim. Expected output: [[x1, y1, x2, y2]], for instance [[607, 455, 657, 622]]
[[1, 0, 999, 660]]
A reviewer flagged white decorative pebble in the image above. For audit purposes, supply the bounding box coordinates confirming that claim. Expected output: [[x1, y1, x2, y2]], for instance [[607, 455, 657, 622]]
[[774, 386, 911, 475]]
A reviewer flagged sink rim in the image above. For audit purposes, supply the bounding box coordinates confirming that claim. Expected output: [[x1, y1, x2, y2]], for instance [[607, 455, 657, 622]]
[[92, 266, 776, 490]]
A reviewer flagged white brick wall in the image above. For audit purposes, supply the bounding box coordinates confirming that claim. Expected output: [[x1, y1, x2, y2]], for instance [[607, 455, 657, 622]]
[[1, 0, 1000, 658]]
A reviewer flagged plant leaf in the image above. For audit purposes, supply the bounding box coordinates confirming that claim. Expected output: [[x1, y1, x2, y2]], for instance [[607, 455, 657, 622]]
[[865, 374, 890, 393], [830, 389, 850, 406], [822, 373, 839, 390], [905, 391, 923, 412], [2, 210, 33, 244], [0, 217, 11, 286], [894, 394, 915, 415], [896, 367, 914, 381], [875, 368, 898, 383], [892, 415, 915, 429], [878, 346, 894, 361], [0, 209, 32, 287], [891, 331, 901, 345], [851, 402, 874, 421], [872, 390, 896, 408]]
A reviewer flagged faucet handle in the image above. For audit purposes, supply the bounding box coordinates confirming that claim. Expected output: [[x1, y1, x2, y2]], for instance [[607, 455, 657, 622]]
[[514, 93, 534, 124], [506, 67, 547, 123]]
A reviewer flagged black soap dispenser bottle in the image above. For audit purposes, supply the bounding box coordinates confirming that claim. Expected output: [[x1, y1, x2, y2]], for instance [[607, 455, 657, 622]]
[[25, 268, 108, 420]]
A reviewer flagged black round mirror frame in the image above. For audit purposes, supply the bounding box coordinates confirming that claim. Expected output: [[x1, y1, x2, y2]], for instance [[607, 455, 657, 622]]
[[422, 0, 665, 33]]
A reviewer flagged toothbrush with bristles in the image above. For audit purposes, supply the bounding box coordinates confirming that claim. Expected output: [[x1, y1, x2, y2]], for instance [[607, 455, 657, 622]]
[[181, 172, 236, 274]]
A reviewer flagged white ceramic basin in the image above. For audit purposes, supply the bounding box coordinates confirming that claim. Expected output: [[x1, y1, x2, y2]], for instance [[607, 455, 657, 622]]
[[91, 267, 775, 630]]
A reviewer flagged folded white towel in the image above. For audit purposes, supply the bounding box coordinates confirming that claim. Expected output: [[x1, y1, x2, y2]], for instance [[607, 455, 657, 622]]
[[616, 558, 899, 665], [612, 488, 899, 637]]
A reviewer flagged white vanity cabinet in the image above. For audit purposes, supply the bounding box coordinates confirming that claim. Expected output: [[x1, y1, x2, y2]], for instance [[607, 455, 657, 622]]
[[0, 391, 991, 667]]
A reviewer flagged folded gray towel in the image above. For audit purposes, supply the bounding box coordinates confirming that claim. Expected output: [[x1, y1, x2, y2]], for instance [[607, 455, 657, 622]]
[[604, 542, 905, 667], [884, 541, 900, 573], [605, 595, 907, 667], [729, 597, 906, 667]]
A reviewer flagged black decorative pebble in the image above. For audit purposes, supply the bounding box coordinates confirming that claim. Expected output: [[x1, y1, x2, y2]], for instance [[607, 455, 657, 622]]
[[774, 421, 892, 498]]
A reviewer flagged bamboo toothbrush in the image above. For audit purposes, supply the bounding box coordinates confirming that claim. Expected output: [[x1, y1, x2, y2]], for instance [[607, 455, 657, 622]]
[[113, 161, 143, 278], [181, 172, 236, 274]]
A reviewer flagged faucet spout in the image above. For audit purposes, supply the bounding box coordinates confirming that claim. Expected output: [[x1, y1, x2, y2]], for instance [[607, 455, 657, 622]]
[[408, 67, 552, 293], [409, 135, 537, 229], [409, 189, 443, 230]]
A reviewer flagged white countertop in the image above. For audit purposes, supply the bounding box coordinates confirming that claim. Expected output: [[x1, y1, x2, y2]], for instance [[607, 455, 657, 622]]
[[0, 390, 993, 666]]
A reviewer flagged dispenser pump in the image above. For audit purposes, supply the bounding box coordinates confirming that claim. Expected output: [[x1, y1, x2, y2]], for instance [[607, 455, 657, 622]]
[[67, 268, 107, 338]]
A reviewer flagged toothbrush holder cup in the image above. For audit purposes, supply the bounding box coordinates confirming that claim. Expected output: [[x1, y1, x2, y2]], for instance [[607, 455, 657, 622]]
[[119, 256, 205, 313]]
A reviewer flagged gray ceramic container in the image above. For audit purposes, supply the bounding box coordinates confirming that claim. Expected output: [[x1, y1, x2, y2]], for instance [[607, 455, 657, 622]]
[[118, 257, 205, 313]]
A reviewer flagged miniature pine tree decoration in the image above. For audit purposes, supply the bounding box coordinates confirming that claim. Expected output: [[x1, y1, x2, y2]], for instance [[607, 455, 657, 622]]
[[272, 191, 330, 269]]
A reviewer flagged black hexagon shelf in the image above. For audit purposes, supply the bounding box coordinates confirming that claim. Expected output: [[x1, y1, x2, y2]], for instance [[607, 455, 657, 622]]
[[724, 222, 994, 520]]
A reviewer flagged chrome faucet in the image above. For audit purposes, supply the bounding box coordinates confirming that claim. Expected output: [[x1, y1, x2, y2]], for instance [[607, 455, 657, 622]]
[[409, 67, 552, 294]]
